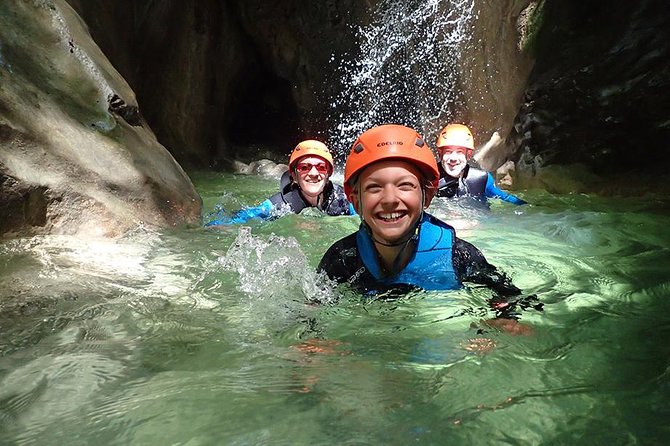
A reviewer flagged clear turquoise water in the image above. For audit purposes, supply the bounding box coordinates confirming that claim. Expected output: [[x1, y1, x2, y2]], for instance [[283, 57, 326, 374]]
[[1, 171, 669, 445]]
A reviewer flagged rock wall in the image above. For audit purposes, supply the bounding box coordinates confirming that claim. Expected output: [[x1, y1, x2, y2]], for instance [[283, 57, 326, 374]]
[[69, 0, 369, 167], [6, 0, 662, 219], [0, 0, 202, 238], [511, 0, 670, 192], [67, 0, 252, 167], [68, 0, 534, 173], [457, 0, 536, 171]]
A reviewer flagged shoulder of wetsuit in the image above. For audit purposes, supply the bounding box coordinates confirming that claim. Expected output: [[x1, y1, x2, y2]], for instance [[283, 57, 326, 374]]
[[437, 176, 459, 197], [268, 172, 307, 213], [320, 180, 335, 205], [323, 181, 353, 215], [279, 170, 292, 191], [267, 190, 285, 207], [413, 213, 457, 254], [453, 236, 489, 268], [267, 171, 292, 207], [438, 175, 459, 189], [463, 165, 488, 185], [318, 232, 359, 280], [423, 213, 456, 233]]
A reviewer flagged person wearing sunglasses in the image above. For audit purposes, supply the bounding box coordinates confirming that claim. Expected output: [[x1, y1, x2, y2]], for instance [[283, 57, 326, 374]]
[[436, 124, 526, 205], [206, 140, 355, 225]]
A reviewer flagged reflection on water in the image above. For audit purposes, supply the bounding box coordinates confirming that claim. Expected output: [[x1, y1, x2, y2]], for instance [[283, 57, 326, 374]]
[[1, 171, 669, 444]]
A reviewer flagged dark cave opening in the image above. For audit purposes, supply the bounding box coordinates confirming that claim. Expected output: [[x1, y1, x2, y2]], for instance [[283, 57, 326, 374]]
[[224, 68, 300, 162]]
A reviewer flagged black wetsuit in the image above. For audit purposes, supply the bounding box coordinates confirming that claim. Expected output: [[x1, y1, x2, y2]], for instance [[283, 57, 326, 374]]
[[205, 171, 354, 225], [268, 171, 352, 216], [318, 213, 521, 297], [437, 165, 526, 204]]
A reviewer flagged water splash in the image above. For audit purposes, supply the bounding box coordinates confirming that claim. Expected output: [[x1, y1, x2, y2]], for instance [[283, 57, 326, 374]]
[[328, 0, 476, 157], [215, 227, 337, 344], [219, 227, 336, 304], [205, 200, 295, 226]]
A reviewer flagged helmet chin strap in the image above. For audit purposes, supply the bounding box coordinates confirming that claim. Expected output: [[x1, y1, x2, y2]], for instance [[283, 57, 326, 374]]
[[362, 222, 418, 247]]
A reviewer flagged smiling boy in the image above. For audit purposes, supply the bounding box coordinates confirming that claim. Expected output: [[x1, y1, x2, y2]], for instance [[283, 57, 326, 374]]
[[318, 124, 522, 300]]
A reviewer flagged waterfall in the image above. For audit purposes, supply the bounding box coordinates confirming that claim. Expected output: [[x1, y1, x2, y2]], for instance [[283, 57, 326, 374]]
[[328, 0, 476, 157]]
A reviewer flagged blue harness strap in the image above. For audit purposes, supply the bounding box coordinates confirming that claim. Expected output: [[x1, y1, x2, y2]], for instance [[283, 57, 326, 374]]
[[356, 214, 460, 291]]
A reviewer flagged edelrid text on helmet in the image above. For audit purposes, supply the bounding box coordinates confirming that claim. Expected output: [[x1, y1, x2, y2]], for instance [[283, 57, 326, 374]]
[[289, 140, 334, 172], [344, 124, 439, 204]]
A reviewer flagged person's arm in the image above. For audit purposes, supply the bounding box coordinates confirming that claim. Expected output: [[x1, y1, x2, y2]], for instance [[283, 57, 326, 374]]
[[205, 199, 275, 226], [484, 173, 527, 205], [453, 237, 520, 296], [453, 237, 542, 320]]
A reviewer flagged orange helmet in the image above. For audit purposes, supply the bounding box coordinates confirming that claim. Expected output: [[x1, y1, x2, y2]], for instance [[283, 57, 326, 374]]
[[288, 140, 333, 171], [344, 124, 439, 202], [436, 124, 474, 158]]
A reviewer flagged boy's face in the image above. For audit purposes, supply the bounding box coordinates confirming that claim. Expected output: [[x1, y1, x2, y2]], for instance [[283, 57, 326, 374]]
[[439, 146, 469, 178], [292, 156, 330, 198], [352, 160, 424, 245]]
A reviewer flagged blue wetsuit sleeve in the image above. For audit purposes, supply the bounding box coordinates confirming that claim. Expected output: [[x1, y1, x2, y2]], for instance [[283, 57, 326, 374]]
[[484, 173, 527, 205], [229, 199, 275, 223], [205, 199, 275, 225]]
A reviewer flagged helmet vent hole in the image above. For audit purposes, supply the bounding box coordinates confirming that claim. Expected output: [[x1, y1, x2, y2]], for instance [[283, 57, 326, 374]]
[[353, 143, 364, 153], [415, 138, 425, 147]]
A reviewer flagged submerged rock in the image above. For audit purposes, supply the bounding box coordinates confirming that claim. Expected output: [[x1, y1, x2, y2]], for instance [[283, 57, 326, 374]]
[[232, 159, 288, 178], [0, 0, 202, 238], [495, 160, 517, 190]]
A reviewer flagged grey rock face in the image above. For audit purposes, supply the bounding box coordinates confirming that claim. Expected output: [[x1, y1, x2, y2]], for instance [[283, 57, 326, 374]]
[[0, 0, 202, 238], [511, 0, 670, 190]]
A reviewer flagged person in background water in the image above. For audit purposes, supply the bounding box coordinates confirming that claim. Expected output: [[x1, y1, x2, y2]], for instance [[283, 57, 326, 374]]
[[205, 140, 355, 226], [318, 124, 539, 323], [436, 123, 526, 205]]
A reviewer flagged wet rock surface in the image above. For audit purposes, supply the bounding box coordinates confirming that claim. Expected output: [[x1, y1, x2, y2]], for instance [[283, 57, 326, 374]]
[[67, 1, 534, 173], [3, 0, 668, 242], [510, 0, 670, 192], [0, 0, 202, 238]]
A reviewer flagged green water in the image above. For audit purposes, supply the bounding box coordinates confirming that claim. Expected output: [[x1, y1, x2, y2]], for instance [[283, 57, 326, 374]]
[[1, 171, 670, 445]]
